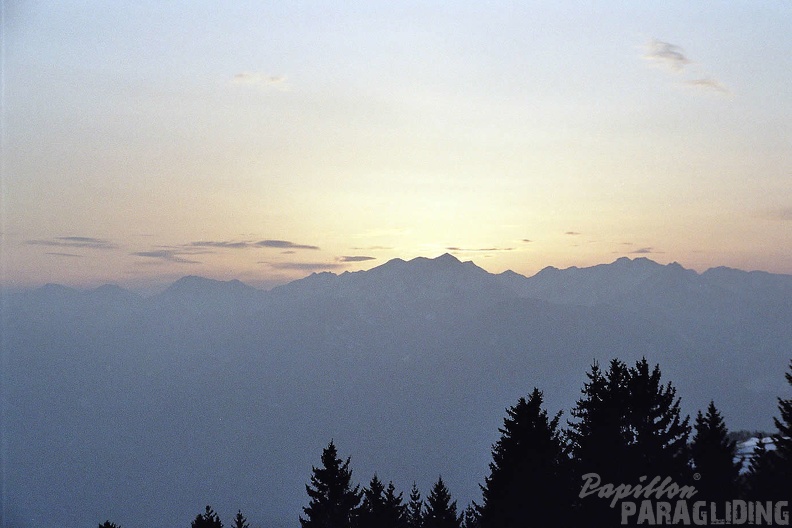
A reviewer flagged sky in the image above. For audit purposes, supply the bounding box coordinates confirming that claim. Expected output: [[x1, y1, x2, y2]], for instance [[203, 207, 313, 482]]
[[3, 1, 792, 291]]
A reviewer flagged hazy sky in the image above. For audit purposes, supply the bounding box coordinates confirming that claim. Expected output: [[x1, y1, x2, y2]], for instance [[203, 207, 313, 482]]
[[3, 1, 792, 290]]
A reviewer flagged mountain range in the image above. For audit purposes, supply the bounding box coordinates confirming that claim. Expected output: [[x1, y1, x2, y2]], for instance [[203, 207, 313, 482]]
[[2, 255, 791, 528]]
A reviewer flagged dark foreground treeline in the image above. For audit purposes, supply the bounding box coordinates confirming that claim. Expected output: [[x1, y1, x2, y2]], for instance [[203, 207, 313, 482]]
[[102, 358, 792, 528]]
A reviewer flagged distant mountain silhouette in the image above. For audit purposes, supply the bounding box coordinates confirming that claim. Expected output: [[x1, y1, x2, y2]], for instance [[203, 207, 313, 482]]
[[3, 256, 791, 528]]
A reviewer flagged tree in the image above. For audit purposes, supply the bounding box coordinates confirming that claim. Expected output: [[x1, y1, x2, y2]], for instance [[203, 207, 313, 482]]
[[301, 440, 362, 528], [771, 360, 792, 498], [383, 481, 408, 528], [406, 482, 424, 528], [462, 504, 479, 528], [568, 360, 632, 484], [690, 401, 741, 500], [231, 510, 250, 528], [626, 358, 691, 480], [423, 477, 462, 528], [192, 506, 223, 528], [748, 360, 792, 500], [745, 435, 777, 499], [98, 522, 121, 528], [568, 358, 691, 526], [477, 388, 572, 528], [356, 475, 406, 528]]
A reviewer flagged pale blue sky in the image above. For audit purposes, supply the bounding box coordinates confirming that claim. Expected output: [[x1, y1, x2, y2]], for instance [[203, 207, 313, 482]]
[[3, 1, 792, 289]]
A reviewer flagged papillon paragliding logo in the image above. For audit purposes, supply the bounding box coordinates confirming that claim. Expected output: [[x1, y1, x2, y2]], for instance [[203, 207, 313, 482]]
[[579, 473, 790, 525]]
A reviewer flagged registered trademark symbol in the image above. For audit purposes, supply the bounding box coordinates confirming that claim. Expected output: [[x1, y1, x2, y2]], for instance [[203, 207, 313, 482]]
[[693, 473, 701, 480]]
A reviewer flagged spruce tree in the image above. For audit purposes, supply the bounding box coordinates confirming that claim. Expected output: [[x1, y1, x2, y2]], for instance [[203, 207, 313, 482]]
[[356, 477, 407, 528], [626, 358, 691, 480], [569, 358, 691, 526], [462, 504, 480, 528], [383, 481, 408, 528], [690, 401, 741, 500], [745, 435, 777, 499], [98, 522, 121, 528], [191, 506, 223, 528], [406, 482, 424, 528], [568, 360, 632, 484], [230, 510, 250, 528], [301, 440, 362, 528], [770, 359, 792, 498], [478, 388, 572, 528], [423, 477, 462, 528]]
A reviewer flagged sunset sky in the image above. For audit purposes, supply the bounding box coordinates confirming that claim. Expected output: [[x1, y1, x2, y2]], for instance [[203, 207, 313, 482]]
[[3, 1, 792, 291]]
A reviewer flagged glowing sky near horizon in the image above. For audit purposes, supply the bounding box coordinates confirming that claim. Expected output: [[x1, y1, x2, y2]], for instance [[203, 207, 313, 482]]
[[3, 1, 792, 290]]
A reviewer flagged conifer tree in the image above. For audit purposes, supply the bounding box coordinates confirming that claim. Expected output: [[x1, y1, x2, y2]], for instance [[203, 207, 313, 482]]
[[462, 504, 480, 528], [357, 474, 396, 528], [626, 358, 691, 480], [191, 506, 223, 528], [406, 482, 424, 528], [301, 440, 362, 528], [98, 522, 121, 528], [423, 477, 462, 528], [568, 360, 632, 484], [478, 388, 572, 528], [690, 401, 741, 500], [770, 360, 792, 498], [230, 510, 249, 528], [383, 481, 408, 528], [745, 435, 777, 499]]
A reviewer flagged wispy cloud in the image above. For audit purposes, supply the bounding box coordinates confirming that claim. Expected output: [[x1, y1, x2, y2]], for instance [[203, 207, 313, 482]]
[[644, 40, 691, 71], [189, 240, 251, 249], [350, 245, 393, 250], [629, 247, 656, 254], [45, 252, 83, 258], [263, 261, 345, 271], [644, 39, 729, 96], [256, 240, 320, 250], [231, 73, 289, 90], [522, 239, 532, 243], [132, 250, 201, 264], [337, 256, 376, 262], [565, 231, 581, 236], [445, 246, 515, 252], [686, 77, 730, 94], [27, 236, 118, 250]]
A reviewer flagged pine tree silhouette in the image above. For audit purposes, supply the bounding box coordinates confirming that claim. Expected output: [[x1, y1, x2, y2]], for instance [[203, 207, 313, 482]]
[[478, 388, 572, 528], [461, 504, 480, 528], [230, 510, 250, 528], [770, 359, 792, 498], [191, 505, 223, 528], [406, 482, 424, 528], [357, 474, 387, 528], [569, 358, 691, 526], [98, 522, 121, 528], [423, 477, 462, 528], [745, 435, 777, 499], [300, 440, 362, 528], [690, 401, 741, 500], [383, 481, 408, 528]]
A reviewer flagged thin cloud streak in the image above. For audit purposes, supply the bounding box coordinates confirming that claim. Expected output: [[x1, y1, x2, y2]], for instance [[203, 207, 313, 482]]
[[445, 247, 515, 252], [27, 236, 118, 250], [337, 256, 376, 262], [686, 77, 730, 94], [644, 40, 691, 71], [190, 240, 251, 249], [132, 250, 201, 264], [231, 73, 289, 90], [263, 261, 345, 271], [257, 240, 320, 250]]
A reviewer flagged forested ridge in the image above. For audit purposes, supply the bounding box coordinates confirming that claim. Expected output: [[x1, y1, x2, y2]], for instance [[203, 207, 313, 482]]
[[101, 358, 792, 528]]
